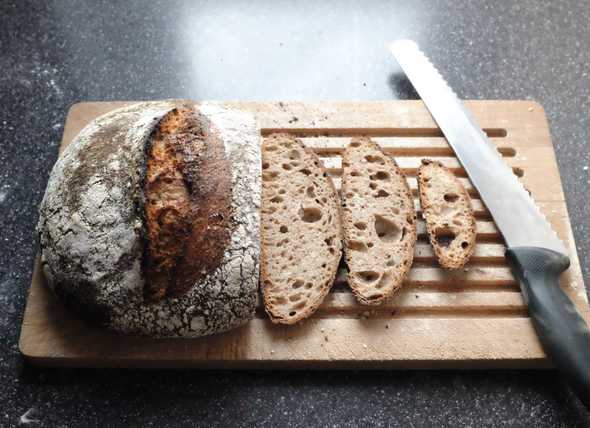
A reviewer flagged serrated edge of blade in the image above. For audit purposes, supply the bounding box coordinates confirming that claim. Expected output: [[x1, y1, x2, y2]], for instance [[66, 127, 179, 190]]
[[390, 40, 567, 255]]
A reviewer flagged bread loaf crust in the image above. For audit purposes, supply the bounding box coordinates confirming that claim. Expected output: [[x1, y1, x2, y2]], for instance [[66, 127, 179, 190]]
[[37, 101, 261, 337]]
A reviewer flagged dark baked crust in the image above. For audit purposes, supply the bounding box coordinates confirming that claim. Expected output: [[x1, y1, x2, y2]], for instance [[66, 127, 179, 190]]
[[143, 108, 194, 301], [171, 117, 233, 298], [142, 108, 233, 302]]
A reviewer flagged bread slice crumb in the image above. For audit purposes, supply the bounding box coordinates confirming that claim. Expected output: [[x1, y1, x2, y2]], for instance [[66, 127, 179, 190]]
[[417, 159, 476, 269], [260, 133, 343, 324], [341, 137, 417, 305]]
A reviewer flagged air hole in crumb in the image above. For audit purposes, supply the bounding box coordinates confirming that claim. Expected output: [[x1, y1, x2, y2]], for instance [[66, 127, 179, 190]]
[[289, 311, 296, 316], [434, 228, 456, 248], [350, 141, 361, 148], [270, 196, 283, 203], [376, 271, 392, 290], [452, 219, 462, 226], [354, 271, 381, 284], [294, 301, 306, 310], [300, 168, 312, 176], [299, 206, 322, 223], [262, 162, 270, 169], [370, 171, 390, 180], [291, 280, 304, 289], [282, 163, 292, 170], [289, 294, 302, 302], [461, 241, 469, 249], [376, 189, 389, 198], [305, 282, 313, 289], [374, 215, 402, 243], [365, 155, 384, 164], [280, 225, 288, 233], [265, 145, 278, 151], [306, 186, 316, 198], [444, 193, 459, 203], [369, 182, 378, 190], [263, 171, 279, 181], [392, 207, 400, 215], [367, 242, 374, 248], [351, 170, 360, 177], [386, 259, 395, 267], [288, 149, 301, 160], [354, 222, 367, 230], [348, 240, 367, 252], [279, 189, 286, 194]]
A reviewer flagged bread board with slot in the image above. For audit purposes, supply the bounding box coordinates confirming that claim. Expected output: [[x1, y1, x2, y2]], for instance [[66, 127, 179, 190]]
[[19, 100, 590, 369]]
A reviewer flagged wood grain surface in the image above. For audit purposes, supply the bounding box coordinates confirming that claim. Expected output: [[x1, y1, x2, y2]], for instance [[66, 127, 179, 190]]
[[19, 100, 590, 368]]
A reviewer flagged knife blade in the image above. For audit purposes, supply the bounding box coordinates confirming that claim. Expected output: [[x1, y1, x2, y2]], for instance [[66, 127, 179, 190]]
[[390, 39, 565, 254], [390, 39, 590, 407]]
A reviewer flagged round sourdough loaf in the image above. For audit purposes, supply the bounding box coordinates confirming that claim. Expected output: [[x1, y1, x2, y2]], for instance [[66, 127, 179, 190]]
[[37, 101, 261, 337]]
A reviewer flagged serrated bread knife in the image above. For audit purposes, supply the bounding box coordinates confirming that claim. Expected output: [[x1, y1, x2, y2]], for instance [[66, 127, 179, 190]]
[[391, 39, 590, 406]]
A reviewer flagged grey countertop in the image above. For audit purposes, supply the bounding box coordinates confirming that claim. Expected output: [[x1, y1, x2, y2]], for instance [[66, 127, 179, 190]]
[[2, 0, 590, 426]]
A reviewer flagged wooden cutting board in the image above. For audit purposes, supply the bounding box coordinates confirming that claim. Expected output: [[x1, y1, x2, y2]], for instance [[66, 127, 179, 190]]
[[19, 100, 589, 368]]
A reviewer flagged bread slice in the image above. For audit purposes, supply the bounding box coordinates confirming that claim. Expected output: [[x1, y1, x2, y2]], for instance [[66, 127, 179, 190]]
[[341, 138, 417, 305], [260, 133, 343, 324], [417, 159, 476, 269]]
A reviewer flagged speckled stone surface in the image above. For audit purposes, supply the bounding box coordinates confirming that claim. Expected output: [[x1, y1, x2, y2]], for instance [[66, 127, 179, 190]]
[[1, 0, 589, 426]]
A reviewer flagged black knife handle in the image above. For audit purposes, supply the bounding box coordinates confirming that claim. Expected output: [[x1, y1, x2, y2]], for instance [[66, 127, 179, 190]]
[[506, 246, 590, 407]]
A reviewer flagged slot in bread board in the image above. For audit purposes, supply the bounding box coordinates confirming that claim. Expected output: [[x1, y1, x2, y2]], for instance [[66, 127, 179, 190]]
[[19, 100, 589, 368]]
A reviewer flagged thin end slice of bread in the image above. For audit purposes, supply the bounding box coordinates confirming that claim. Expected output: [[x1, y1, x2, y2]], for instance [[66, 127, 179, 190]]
[[417, 159, 476, 269], [260, 133, 343, 324], [341, 138, 417, 305]]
